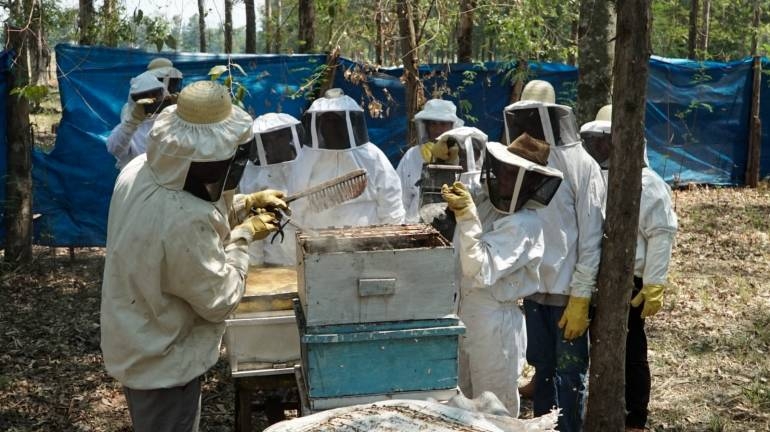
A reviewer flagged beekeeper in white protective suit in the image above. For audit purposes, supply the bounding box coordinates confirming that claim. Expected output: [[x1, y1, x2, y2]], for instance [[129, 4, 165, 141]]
[[417, 127, 488, 239], [289, 88, 405, 228], [239, 113, 304, 266], [101, 80, 289, 432], [118, 58, 184, 123], [504, 80, 605, 432], [580, 104, 677, 432], [442, 133, 563, 417], [396, 99, 465, 222]]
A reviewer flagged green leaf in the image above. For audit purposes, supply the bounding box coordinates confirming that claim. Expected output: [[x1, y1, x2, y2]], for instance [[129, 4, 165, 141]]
[[133, 9, 144, 24], [11, 85, 49, 104], [208, 65, 228, 81], [236, 85, 246, 102], [154, 39, 163, 52], [224, 76, 232, 89], [164, 35, 177, 50]]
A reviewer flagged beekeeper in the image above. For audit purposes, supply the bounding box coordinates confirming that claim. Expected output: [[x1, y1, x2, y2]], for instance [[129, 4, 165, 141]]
[[442, 133, 563, 417], [101, 81, 288, 432], [504, 80, 605, 432], [239, 112, 304, 266], [396, 99, 465, 222], [580, 105, 677, 432], [118, 58, 184, 123], [289, 88, 405, 228]]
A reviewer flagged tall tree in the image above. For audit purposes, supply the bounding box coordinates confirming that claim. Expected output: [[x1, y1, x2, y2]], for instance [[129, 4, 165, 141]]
[[584, 0, 652, 429], [274, 0, 282, 52], [264, 0, 272, 52], [576, 0, 615, 125], [298, 0, 315, 53], [457, 0, 474, 63], [396, 0, 422, 146], [245, 0, 256, 53], [688, 0, 699, 58], [4, 24, 34, 263], [101, 0, 118, 46], [224, 0, 233, 53], [374, 1, 385, 64], [198, 0, 207, 52], [698, 0, 711, 55], [78, 0, 95, 45]]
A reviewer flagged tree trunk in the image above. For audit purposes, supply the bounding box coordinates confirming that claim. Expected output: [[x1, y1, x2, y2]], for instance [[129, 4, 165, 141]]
[[78, 0, 95, 45], [576, 0, 615, 125], [298, 0, 315, 53], [224, 0, 233, 53], [374, 1, 384, 64], [4, 25, 34, 264], [264, 0, 272, 53], [568, 18, 579, 65], [457, 0, 474, 63], [698, 0, 710, 56], [396, 0, 422, 147], [102, 0, 118, 47], [583, 0, 651, 429], [198, 0, 207, 52], [274, 0, 282, 53], [245, 0, 256, 53], [688, 0, 699, 59], [746, 1, 762, 187], [28, 0, 46, 86]]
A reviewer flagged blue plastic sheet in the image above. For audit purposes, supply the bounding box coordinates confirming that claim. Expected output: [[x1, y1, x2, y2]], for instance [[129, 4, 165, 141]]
[[30, 44, 325, 246], [1, 44, 769, 247]]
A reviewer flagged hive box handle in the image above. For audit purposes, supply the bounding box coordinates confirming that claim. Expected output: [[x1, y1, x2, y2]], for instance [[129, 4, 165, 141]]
[[358, 278, 396, 297]]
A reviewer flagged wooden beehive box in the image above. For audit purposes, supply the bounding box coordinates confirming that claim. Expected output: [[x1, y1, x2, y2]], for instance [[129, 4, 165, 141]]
[[296, 224, 457, 327], [224, 266, 301, 376]]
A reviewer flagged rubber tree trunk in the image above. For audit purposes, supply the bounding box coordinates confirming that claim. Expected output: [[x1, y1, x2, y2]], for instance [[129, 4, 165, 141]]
[[198, 0, 207, 52], [396, 0, 422, 147], [583, 0, 651, 429], [224, 0, 233, 53], [78, 0, 95, 45], [457, 0, 474, 63], [576, 0, 615, 125], [245, 0, 256, 53], [374, 1, 384, 64], [4, 25, 34, 264], [298, 0, 315, 53]]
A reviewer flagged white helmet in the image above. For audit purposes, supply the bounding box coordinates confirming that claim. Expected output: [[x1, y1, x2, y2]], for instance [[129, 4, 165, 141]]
[[414, 99, 464, 144], [520, 80, 556, 104], [302, 88, 370, 150]]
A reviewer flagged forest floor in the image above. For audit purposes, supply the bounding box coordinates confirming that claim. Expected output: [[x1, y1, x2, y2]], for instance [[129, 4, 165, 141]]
[[2, 186, 769, 431]]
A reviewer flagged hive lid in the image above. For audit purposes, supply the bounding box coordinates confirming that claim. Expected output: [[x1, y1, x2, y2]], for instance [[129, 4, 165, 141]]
[[299, 224, 451, 254], [235, 266, 298, 314]]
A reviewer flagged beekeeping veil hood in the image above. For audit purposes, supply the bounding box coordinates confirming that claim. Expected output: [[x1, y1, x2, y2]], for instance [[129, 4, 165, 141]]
[[503, 100, 580, 149], [301, 88, 369, 150], [147, 57, 184, 95], [250, 113, 303, 166], [580, 104, 649, 168], [414, 99, 464, 144], [435, 126, 487, 172], [147, 80, 254, 202], [483, 134, 563, 213]]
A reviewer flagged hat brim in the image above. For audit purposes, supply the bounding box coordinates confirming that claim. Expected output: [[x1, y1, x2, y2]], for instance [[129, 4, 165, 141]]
[[580, 120, 611, 134]]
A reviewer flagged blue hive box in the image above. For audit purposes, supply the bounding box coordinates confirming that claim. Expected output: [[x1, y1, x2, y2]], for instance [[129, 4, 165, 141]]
[[295, 301, 465, 399]]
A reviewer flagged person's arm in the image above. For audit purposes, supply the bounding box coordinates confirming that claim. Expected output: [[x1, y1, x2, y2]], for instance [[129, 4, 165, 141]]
[[106, 104, 146, 168], [375, 155, 407, 224], [569, 156, 606, 298], [639, 177, 678, 285]]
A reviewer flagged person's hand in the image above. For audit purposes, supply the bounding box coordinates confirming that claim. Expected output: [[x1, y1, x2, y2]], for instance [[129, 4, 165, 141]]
[[420, 140, 451, 163], [237, 212, 280, 241], [126, 102, 146, 126], [244, 189, 290, 215], [630, 284, 664, 318], [558, 296, 591, 340], [441, 181, 475, 221]]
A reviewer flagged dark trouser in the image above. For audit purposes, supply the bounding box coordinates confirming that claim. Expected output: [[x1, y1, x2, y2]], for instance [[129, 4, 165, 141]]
[[523, 299, 589, 432], [123, 376, 201, 432], [626, 277, 651, 429]]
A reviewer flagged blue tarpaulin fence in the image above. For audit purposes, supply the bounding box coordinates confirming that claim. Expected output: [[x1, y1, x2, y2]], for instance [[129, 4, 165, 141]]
[[1, 44, 769, 247]]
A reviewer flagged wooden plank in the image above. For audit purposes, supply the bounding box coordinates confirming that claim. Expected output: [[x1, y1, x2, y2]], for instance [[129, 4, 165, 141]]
[[237, 266, 298, 313], [301, 325, 465, 344]]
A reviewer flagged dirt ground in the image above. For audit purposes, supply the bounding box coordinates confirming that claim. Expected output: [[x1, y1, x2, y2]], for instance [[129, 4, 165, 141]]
[[1, 185, 769, 431]]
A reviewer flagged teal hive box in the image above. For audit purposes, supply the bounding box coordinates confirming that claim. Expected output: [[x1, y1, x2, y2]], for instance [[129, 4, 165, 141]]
[[295, 302, 465, 399]]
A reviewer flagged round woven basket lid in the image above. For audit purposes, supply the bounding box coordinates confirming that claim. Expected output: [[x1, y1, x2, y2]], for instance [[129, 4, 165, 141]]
[[147, 57, 173, 70], [521, 80, 556, 104], [175, 81, 233, 124]]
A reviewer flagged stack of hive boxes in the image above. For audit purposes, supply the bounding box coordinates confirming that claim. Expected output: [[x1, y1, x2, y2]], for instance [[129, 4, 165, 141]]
[[294, 224, 465, 412]]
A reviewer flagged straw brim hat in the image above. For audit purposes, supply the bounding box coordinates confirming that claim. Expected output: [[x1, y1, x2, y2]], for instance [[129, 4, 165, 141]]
[[147, 57, 173, 70], [175, 80, 234, 124]]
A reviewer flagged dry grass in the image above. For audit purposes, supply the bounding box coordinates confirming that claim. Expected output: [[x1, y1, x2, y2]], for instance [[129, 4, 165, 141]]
[[1, 184, 769, 431]]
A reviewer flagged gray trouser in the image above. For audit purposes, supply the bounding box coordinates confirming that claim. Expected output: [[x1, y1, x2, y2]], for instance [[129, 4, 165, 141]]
[[123, 377, 201, 432]]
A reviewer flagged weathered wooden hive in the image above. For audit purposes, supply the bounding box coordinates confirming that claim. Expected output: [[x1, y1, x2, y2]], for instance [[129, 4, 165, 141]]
[[295, 224, 465, 411]]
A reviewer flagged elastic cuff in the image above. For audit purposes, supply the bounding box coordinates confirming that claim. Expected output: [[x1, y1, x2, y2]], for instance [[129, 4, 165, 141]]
[[228, 226, 254, 244]]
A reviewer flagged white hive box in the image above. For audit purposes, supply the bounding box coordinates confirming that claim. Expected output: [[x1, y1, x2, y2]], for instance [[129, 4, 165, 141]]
[[224, 266, 301, 377], [296, 224, 457, 327]]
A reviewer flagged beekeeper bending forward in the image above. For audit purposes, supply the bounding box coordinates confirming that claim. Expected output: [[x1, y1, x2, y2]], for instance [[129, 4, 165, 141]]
[[442, 134, 563, 417], [289, 88, 405, 228], [100, 81, 288, 432]]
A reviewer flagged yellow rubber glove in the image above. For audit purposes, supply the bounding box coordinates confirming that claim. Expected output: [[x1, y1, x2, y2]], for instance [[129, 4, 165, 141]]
[[630, 284, 664, 318], [420, 140, 451, 163], [441, 181, 475, 221], [237, 212, 280, 241], [244, 189, 290, 215], [126, 102, 147, 127], [558, 296, 591, 340]]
